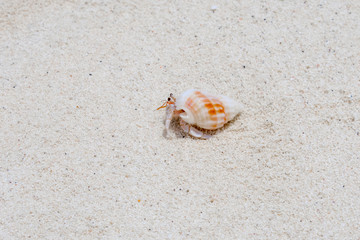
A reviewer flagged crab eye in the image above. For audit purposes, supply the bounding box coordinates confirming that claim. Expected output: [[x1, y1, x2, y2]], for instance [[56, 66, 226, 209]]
[[168, 97, 171, 101]]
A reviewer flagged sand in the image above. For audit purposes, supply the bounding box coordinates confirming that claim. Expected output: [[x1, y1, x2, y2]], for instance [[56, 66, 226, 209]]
[[1, 0, 359, 239]]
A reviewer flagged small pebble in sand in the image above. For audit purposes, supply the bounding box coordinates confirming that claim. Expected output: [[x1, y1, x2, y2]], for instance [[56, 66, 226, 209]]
[[211, 5, 217, 13]]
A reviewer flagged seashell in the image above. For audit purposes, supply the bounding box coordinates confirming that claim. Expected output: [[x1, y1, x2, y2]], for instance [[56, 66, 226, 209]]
[[157, 89, 242, 139]]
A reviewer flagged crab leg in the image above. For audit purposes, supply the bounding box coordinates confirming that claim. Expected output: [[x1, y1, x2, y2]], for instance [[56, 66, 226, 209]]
[[165, 104, 176, 132], [180, 119, 212, 139]]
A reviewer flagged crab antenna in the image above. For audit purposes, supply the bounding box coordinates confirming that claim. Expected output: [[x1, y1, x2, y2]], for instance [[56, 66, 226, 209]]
[[170, 93, 176, 101], [156, 102, 168, 110]]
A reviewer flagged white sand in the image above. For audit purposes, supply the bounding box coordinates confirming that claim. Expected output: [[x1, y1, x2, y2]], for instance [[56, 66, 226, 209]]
[[1, 0, 359, 238]]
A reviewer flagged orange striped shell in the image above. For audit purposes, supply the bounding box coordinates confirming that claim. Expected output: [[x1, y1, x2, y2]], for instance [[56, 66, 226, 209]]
[[175, 89, 241, 130]]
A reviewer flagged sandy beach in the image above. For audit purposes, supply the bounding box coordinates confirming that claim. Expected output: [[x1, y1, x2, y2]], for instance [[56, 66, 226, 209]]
[[1, 0, 359, 238]]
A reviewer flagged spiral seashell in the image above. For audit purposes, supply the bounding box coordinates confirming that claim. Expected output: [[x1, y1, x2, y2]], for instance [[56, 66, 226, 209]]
[[175, 89, 242, 130]]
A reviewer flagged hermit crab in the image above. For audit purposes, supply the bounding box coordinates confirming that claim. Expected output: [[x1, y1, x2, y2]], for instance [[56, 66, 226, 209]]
[[157, 89, 242, 139]]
